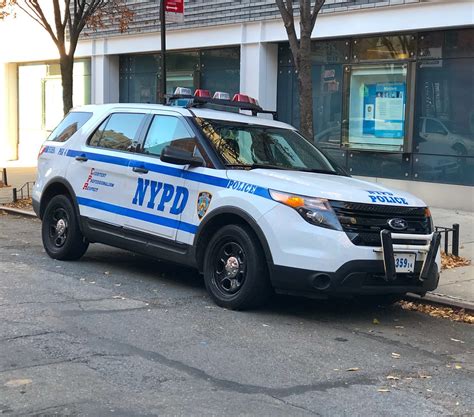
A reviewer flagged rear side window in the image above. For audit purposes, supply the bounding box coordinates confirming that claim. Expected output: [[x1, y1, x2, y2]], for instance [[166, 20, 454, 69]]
[[89, 113, 146, 151], [47, 111, 92, 142]]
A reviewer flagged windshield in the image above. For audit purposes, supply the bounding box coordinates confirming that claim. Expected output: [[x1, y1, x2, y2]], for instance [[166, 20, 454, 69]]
[[196, 118, 340, 174]]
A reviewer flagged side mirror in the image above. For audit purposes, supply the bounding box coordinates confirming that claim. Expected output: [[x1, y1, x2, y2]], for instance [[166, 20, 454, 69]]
[[160, 145, 204, 167]]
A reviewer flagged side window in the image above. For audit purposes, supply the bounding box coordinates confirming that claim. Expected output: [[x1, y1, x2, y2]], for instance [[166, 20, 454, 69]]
[[47, 111, 92, 142], [88, 113, 146, 151], [143, 115, 194, 156], [426, 119, 447, 135]]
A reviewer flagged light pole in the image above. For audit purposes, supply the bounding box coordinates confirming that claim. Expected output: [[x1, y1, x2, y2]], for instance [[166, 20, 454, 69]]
[[160, 0, 167, 104]]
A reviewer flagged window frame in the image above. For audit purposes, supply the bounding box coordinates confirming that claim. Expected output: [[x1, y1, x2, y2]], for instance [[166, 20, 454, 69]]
[[136, 110, 220, 169], [86, 110, 149, 154]]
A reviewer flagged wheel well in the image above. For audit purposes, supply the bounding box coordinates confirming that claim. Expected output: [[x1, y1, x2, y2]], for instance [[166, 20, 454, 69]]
[[40, 182, 73, 219], [195, 213, 271, 272]]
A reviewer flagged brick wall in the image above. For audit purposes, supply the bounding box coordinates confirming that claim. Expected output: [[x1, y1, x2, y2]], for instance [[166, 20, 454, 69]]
[[85, 0, 421, 38]]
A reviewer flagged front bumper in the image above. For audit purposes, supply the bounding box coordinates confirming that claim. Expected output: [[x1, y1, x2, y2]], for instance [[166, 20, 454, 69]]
[[270, 231, 441, 298]]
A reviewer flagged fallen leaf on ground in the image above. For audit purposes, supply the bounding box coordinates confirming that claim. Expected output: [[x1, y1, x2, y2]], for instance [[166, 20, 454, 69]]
[[5, 379, 32, 387], [373, 318, 380, 325], [386, 375, 400, 380], [391, 352, 401, 359], [441, 252, 470, 270], [454, 364, 462, 369], [399, 301, 474, 324], [2, 198, 33, 210], [346, 367, 360, 372]]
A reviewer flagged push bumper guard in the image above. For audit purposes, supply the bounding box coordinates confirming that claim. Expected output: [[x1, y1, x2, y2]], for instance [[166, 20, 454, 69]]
[[378, 230, 441, 282]]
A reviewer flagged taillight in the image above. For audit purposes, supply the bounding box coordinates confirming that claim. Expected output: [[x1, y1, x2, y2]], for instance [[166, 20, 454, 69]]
[[38, 145, 46, 159]]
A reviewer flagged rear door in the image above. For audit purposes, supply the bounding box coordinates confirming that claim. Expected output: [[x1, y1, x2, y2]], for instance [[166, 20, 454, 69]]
[[67, 110, 148, 226]]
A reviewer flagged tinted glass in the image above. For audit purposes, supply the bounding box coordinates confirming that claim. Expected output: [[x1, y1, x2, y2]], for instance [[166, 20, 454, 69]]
[[143, 115, 193, 156], [197, 118, 339, 174], [47, 112, 92, 142], [414, 58, 474, 156], [419, 29, 474, 60], [413, 154, 474, 186], [347, 151, 409, 180], [89, 113, 145, 151], [353, 35, 416, 62]]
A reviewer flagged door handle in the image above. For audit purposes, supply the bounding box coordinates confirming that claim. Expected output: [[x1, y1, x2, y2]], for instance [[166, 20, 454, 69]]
[[132, 166, 149, 174], [75, 154, 88, 162]]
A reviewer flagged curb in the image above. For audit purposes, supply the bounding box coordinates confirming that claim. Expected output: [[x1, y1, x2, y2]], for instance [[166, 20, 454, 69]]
[[0, 206, 37, 217], [405, 292, 474, 313]]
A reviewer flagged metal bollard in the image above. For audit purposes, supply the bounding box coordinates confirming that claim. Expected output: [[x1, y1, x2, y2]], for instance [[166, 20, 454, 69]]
[[444, 229, 449, 255], [12, 187, 17, 202], [452, 223, 460, 257], [2, 168, 7, 186]]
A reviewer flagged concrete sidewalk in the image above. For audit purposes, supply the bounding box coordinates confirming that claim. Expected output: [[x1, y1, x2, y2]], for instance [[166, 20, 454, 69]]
[[428, 207, 474, 310], [1, 166, 473, 309], [0, 166, 37, 204]]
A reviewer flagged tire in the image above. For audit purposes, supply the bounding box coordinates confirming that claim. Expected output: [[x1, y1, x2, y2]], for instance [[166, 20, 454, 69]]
[[203, 224, 272, 310], [41, 194, 89, 260]]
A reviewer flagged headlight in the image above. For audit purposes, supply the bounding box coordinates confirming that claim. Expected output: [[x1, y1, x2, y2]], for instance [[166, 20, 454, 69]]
[[269, 190, 342, 231]]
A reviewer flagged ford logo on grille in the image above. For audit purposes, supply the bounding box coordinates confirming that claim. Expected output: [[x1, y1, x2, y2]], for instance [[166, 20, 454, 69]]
[[388, 218, 408, 231]]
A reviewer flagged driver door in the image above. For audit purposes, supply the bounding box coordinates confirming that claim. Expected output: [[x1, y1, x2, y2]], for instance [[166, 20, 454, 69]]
[[122, 111, 197, 240]]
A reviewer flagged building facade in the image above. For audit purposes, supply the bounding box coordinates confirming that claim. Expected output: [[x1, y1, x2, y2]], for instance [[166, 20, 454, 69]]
[[0, 0, 473, 209]]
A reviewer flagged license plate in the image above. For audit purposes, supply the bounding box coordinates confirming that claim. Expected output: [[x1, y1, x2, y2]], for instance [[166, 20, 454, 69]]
[[394, 253, 416, 273]]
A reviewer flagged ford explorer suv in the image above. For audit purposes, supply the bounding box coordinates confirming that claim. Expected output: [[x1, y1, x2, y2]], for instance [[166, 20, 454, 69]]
[[33, 91, 441, 310]]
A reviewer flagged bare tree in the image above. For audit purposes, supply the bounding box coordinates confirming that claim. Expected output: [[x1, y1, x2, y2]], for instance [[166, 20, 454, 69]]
[[0, 0, 134, 115], [275, 0, 325, 141]]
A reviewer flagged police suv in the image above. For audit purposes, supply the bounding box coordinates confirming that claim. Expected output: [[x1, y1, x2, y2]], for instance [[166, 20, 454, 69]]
[[33, 90, 441, 310]]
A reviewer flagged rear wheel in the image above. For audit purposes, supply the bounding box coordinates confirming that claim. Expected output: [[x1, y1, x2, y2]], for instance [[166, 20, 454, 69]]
[[203, 224, 272, 310], [42, 194, 89, 260]]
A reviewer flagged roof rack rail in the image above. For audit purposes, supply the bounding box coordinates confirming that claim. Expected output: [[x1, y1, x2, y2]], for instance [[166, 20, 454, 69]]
[[166, 94, 277, 119]]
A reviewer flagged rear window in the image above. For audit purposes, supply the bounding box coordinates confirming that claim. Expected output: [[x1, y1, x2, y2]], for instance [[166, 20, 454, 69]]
[[47, 112, 92, 142]]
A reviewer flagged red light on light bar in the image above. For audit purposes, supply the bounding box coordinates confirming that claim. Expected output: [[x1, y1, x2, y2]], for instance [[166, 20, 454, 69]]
[[194, 89, 211, 97], [232, 93, 251, 103]]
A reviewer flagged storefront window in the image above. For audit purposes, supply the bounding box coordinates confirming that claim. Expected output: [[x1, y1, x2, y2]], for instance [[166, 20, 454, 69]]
[[120, 47, 240, 103], [353, 34, 416, 62], [343, 63, 408, 152], [414, 58, 474, 157]]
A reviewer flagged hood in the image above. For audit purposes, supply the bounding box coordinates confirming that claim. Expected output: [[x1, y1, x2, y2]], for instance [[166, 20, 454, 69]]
[[226, 169, 427, 207]]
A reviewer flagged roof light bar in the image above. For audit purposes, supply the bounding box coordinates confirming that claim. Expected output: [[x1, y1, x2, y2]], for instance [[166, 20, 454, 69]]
[[213, 91, 231, 100], [174, 87, 192, 96], [194, 89, 211, 97]]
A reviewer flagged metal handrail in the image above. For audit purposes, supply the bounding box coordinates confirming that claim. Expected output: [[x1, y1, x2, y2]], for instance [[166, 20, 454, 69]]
[[435, 224, 460, 257], [12, 181, 35, 202]]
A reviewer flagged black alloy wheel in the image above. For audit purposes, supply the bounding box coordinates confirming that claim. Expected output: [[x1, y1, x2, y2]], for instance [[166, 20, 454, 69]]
[[42, 194, 89, 260], [203, 224, 272, 310]]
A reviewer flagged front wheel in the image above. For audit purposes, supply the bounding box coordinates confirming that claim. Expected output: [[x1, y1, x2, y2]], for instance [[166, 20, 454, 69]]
[[42, 194, 89, 260], [203, 224, 272, 310]]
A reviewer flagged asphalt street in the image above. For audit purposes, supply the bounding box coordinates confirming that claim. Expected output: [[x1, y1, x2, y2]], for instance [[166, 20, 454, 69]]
[[0, 215, 473, 417]]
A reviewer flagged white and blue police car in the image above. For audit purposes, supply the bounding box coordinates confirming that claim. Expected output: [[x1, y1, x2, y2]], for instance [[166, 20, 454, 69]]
[[33, 90, 441, 310]]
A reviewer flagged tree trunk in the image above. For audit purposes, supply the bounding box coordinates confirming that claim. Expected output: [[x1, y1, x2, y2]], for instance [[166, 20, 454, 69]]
[[59, 54, 74, 115], [297, 32, 314, 141]]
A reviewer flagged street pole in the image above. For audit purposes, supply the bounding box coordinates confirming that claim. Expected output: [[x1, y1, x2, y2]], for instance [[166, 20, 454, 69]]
[[160, 0, 167, 104]]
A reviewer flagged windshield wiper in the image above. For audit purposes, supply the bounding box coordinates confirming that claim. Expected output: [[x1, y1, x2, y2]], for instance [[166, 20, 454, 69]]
[[298, 168, 340, 176], [225, 163, 292, 170]]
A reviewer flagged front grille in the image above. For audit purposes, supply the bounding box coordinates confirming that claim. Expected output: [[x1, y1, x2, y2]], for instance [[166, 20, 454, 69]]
[[330, 200, 432, 247]]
